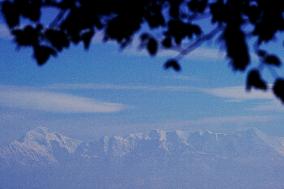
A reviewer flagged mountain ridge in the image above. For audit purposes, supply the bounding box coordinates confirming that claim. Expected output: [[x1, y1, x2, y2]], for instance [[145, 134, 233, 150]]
[[1, 127, 284, 165], [1, 127, 284, 189]]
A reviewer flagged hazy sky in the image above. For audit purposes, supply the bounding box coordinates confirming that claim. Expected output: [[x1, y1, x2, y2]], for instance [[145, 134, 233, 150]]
[[0, 20, 283, 143]]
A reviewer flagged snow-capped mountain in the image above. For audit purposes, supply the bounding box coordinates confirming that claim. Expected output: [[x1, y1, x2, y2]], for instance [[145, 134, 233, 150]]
[[0, 127, 81, 165], [1, 127, 284, 189]]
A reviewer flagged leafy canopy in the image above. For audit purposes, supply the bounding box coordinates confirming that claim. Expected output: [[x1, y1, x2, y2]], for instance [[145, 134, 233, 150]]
[[1, 0, 284, 103]]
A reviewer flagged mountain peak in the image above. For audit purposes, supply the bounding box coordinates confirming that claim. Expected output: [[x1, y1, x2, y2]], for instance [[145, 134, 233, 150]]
[[2, 127, 284, 166], [24, 126, 50, 143], [0, 127, 82, 164], [27, 127, 81, 153], [1, 128, 284, 189], [148, 129, 167, 141]]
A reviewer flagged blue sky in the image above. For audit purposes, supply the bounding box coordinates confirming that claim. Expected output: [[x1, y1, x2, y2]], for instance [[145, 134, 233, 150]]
[[0, 23, 283, 143]]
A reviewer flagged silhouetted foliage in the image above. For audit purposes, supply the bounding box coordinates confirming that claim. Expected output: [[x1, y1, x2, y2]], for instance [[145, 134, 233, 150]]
[[164, 59, 181, 72], [246, 69, 267, 91], [1, 0, 284, 104], [273, 79, 284, 104]]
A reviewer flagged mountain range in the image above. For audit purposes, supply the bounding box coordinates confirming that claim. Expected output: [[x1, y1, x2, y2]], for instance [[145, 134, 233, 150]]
[[1, 127, 284, 189]]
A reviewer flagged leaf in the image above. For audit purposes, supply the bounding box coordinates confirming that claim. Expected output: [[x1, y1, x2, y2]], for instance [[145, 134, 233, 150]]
[[264, 55, 282, 67], [161, 37, 172, 48], [246, 5, 261, 24], [33, 45, 57, 66], [45, 29, 70, 51], [256, 49, 267, 57], [19, 0, 41, 22], [145, 12, 165, 28], [223, 25, 250, 71], [12, 25, 40, 47], [273, 79, 284, 104], [190, 24, 202, 36], [253, 21, 277, 43], [139, 33, 150, 48], [210, 1, 226, 23], [81, 29, 95, 50], [167, 19, 187, 45], [187, 0, 208, 13], [164, 59, 181, 72], [1, 1, 20, 28], [60, 0, 76, 9], [246, 69, 267, 91], [147, 37, 158, 56], [140, 33, 150, 41]]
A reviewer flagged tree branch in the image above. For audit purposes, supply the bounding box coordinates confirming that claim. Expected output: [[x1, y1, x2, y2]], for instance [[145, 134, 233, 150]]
[[174, 26, 222, 60], [49, 9, 67, 28]]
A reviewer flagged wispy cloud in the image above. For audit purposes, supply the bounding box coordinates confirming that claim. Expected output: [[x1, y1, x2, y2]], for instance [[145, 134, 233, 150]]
[[165, 75, 203, 82], [91, 31, 227, 62], [47, 83, 275, 101], [0, 24, 11, 39], [200, 86, 274, 101], [250, 101, 284, 112], [125, 46, 226, 61], [189, 115, 276, 126], [0, 85, 126, 113], [47, 83, 283, 112], [47, 83, 197, 92], [200, 86, 284, 112], [121, 115, 278, 132]]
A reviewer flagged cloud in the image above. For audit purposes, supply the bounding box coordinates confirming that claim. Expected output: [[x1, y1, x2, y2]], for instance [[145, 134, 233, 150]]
[[47, 83, 283, 113], [123, 36, 258, 61], [200, 86, 284, 112], [0, 85, 126, 113], [250, 101, 284, 112], [200, 86, 274, 101], [0, 24, 11, 39], [189, 115, 276, 126], [49, 83, 273, 101], [165, 75, 203, 82], [47, 83, 197, 92], [90, 31, 227, 62], [125, 46, 226, 61], [118, 115, 278, 133], [161, 115, 277, 130]]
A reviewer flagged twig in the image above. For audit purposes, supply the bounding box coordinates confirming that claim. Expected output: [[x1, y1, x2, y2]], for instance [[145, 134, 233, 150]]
[[49, 10, 67, 28], [174, 26, 222, 60], [186, 12, 211, 21], [267, 66, 279, 79]]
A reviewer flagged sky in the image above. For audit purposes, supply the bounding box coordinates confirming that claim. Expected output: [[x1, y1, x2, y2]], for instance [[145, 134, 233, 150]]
[[0, 20, 284, 143]]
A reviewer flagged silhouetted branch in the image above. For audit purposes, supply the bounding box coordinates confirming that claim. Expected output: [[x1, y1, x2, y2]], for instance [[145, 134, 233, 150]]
[[186, 12, 211, 21], [49, 10, 67, 28], [267, 66, 279, 79], [174, 26, 222, 60], [1, 0, 284, 104]]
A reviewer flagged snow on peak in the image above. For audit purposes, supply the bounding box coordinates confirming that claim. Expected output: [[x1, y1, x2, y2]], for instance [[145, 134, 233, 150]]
[[2, 127, 284, 166], [0, 127, 81, 164], [166, 130, 188, 143], [148, 129, 167, 141], [23, 127, 81, 153]]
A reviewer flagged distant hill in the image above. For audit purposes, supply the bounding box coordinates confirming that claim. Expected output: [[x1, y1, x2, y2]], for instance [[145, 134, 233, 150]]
[[1, 127, 284, 189]]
